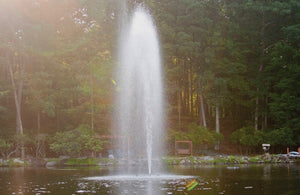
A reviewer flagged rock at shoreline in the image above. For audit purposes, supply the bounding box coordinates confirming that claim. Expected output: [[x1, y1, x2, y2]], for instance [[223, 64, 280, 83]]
[[179, 160, 186, 165], [46, 161, 58, 167], [13, 158, 24, 165]]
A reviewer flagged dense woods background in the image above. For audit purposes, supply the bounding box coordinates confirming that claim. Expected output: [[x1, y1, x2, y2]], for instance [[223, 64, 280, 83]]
[[0, 0, 299, 158]]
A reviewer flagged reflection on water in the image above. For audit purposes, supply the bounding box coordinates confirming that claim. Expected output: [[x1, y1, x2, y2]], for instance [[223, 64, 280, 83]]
[[0, 164, 300, 194], [84, 174, 194, 195]]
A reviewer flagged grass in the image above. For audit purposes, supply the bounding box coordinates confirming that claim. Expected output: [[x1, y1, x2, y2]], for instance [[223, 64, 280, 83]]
[[248, 156, 260, 163], [2, 154, 295, 168], [163, 158, 175, 164], [226, 155, 236, 163], [46, 158, 60, 163], [65, 158, 99, 166], [214, 158, 227, 163], [162, 155, 281, 165], [7, 158, 26, 167]]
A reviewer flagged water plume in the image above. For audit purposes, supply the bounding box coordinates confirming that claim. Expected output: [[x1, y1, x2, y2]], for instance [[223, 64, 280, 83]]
[[116, 6, 164, 175]]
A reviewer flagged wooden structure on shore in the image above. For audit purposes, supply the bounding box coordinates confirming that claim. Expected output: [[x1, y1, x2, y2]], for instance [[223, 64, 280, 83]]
[[175, 140, 193, 156]]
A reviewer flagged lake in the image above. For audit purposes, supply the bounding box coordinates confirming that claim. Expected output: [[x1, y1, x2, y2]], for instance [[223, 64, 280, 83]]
[[0, 164, 299, 194]]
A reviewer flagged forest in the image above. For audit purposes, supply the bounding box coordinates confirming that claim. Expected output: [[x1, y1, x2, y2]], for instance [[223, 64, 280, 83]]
[[0, 0, 299, 159]]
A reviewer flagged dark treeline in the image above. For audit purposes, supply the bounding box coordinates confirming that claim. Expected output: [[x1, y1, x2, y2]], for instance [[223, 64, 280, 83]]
[[0, 0, 299, 158]]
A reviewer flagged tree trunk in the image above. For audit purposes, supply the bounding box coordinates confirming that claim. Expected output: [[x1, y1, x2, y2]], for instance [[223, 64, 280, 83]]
[[37, 111, 41, 131], [255, 90, 259, 130], [197, 78, 206, 126], [264, 95, 268, 129], [216, 106, 220, 133], [9, 66, 23, 135], [199, 94, 207, 127], [215, 106, 220, 151], [91, 77, 94, 131], [189, 64, 193, 116], [177, 89, 181, 129], [8, 54, 25, 159]]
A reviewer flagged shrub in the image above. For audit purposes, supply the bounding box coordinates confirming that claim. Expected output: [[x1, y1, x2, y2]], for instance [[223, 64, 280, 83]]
[[0, 135, 29, 159], [168, 123, 223, 145], [230, 126, 263, 147], [50, 125, 103, 157], [0, 138, 13, 158]]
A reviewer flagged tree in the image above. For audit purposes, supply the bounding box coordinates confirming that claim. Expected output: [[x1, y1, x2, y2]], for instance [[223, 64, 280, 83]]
[[50, 126, 104, 157], [168, 123, 222, 151], [0, 0, 27, 159], [0, 137, 14, 159], [262, 0, 300, 147], [0, 0, 299, 156], [230, 126, 263, 154], [265, 43, 300, 144]]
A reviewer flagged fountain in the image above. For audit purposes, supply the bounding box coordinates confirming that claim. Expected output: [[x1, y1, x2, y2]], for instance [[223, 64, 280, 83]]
[[116, 5, 164, 175], [84, 6, 195, 194]]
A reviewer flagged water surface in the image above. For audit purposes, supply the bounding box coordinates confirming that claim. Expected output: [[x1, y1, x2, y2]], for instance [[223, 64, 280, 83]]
[[0, 164, 299, 194]]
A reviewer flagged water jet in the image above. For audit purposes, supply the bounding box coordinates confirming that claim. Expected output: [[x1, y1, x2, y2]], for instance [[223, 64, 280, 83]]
[[116, 6, 163, 176]]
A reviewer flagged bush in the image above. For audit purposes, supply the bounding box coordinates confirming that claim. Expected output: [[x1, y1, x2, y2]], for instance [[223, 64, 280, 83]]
[[50, 125, 103, 157], [0, 138, 13, 158], [0, 135, 29, 159], [264, 127, 295, 146], [169, 123, 223, 145], [230, 126, 264, 154], [230, 126, 263, 146]]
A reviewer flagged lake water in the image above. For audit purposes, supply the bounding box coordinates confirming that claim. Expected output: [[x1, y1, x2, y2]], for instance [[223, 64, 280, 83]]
[[0, 164, 299, 194]]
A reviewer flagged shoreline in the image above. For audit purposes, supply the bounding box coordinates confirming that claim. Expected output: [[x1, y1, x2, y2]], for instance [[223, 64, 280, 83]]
[[1, 154, 299, 168]]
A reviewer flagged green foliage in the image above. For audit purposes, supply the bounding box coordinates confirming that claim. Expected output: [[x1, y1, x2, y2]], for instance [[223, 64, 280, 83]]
[[214, 157, 227, 163], [248, 156, 260, 163], [230, 126, 263, 147], [0, 0, 299, 156], [264, 127, 295, 146], [49, 125, 103, 157], [265, 42, 300, 145], [169, 123, 222, 145], [0, 135, 31, 159], [65, 158, 99, 166], [0, 138, 13, 158], [227, 155, 236, 163]]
